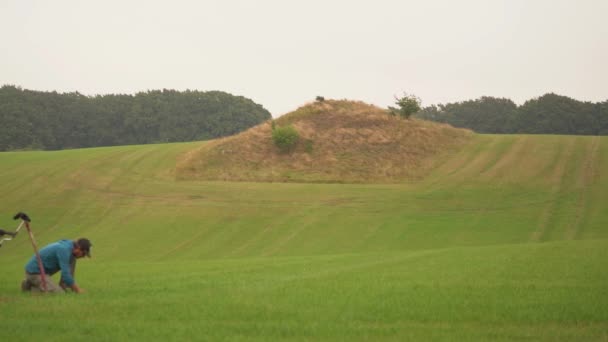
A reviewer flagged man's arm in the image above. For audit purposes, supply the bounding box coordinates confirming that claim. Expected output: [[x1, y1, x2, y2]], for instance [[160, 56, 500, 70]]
[[59, 257, 77, 290], [57, 249, 84, 293]]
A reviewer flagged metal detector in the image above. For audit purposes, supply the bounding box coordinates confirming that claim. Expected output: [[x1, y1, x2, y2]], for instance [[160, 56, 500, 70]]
[[12, 212, 48, 292], [0, 219, 24, 247]]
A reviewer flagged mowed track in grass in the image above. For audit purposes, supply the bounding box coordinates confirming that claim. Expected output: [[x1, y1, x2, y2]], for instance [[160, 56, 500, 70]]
[[0, 135, 607, 341]]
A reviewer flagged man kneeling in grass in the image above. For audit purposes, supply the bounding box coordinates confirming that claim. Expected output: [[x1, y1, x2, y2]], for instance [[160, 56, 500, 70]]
[[21, 238, 92, 294]]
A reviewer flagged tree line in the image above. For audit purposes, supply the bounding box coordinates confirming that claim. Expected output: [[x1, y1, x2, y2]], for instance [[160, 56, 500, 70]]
[[414, 93, 608, 135], [0, 85, 272, 151]]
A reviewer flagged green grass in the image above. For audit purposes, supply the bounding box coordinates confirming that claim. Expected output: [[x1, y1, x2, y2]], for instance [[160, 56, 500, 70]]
[[0, 135, 607, 341]]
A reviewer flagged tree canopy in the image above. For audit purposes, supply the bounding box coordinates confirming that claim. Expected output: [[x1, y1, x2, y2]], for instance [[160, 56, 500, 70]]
[[0, 85, 271, 151], [415, 93, 607, 135]]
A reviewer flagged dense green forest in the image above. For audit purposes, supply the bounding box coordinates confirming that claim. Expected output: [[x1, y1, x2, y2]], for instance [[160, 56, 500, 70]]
[[0, 85, 271, 151], [415, 93, 608, 135]]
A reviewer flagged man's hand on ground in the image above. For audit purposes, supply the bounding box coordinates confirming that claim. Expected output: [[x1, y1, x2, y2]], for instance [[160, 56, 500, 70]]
[[70, 284, 85, 294]]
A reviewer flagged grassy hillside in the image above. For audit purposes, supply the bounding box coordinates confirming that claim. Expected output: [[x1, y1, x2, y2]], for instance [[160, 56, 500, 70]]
[[177, 100, 473, 183], [0, 135, 607, 340]]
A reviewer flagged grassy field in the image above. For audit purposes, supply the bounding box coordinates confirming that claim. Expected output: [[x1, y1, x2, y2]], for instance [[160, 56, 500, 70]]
[[0, 135, 607, 341]]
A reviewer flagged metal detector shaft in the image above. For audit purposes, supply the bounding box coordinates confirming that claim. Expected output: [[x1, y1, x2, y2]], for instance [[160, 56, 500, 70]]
[[15, 220, 24, 233], [24, 221, 47, 292]]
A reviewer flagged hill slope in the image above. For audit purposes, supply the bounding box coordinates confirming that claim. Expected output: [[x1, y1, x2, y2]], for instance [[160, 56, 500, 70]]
[[0, 135, 605, 262], [177, 100, 473, 182], [1, 135, 607, 340]]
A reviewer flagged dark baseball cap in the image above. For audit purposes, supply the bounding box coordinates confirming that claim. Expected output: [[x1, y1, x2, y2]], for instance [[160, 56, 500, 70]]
[[76, 238, 92, 257]]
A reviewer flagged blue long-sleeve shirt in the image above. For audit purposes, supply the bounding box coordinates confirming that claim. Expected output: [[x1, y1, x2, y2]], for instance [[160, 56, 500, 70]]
[[25, 239, 76, 286]]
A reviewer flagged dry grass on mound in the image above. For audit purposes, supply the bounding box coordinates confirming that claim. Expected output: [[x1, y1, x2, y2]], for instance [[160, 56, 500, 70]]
[[176, 100, 473, 183]]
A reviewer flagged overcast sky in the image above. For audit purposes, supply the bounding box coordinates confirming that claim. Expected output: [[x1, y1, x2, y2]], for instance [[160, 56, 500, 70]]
[[1, 0, 606, 116]]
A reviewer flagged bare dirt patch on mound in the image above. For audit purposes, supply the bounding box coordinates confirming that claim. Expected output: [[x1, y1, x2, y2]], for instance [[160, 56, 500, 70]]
[[177, 100, 473, 183]]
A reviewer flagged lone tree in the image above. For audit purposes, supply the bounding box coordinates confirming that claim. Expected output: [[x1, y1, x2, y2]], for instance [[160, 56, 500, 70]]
[[388, 93, 421, 119]]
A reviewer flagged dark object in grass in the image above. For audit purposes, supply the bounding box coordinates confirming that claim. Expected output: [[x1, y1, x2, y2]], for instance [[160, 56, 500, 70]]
[[13, 212, 31, 222], [0, 229, 17, 237]]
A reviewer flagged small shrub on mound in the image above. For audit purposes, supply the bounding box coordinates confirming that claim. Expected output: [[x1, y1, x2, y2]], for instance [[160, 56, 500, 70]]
[[272, 125, 299, 153], [388, 93, 421, 119]]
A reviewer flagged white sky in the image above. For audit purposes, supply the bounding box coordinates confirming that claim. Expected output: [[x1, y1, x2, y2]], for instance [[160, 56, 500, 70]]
[[1, 0, 606, 117]]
